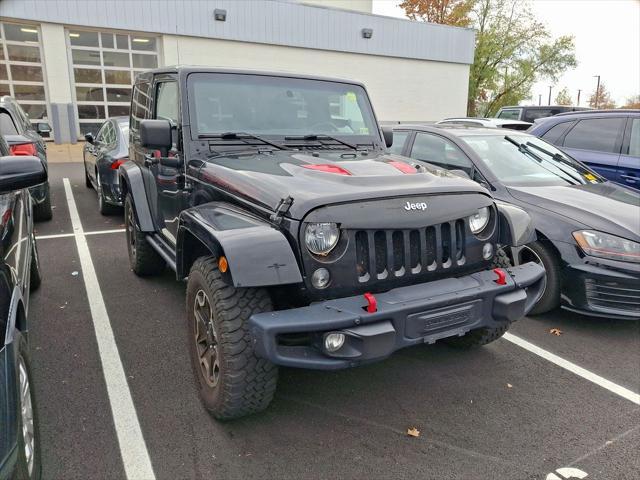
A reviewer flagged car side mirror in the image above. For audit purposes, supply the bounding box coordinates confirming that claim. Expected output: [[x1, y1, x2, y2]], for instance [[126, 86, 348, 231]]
[[382, 127, 393, 148], [140, 119, 172, 150], [37, 122, 52, 134], [84, 132, 95, 144], [0, 156, 47, 194]]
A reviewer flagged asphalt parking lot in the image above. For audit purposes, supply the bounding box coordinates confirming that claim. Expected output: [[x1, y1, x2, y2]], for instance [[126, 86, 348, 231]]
[[28, 162, 639, 480]]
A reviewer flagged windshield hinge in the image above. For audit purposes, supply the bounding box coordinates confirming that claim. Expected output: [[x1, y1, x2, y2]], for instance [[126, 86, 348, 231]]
[[270, 196, 294, 225]]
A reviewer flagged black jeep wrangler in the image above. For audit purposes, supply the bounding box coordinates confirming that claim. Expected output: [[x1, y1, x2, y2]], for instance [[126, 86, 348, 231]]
[[121, 67, 545, 419]]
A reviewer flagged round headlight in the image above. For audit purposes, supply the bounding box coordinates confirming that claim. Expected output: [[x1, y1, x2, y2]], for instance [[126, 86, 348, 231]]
[[469, 207, 490, 234], [305, 222, 340, 255]]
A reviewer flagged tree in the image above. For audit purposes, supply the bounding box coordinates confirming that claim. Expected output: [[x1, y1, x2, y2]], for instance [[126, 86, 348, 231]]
[[588, 83, 616, 109], [399, 0, 474, 27], [621, 94, 640, 109], [401, 0, 577, 117], [555, 87, 572, 105]]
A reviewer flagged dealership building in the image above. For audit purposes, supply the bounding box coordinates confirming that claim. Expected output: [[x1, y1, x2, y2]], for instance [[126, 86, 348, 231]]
[[0, 0, 475, 143]]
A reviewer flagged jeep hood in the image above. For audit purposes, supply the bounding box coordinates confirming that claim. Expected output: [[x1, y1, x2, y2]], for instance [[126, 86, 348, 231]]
[[193, 150, 490, 219]]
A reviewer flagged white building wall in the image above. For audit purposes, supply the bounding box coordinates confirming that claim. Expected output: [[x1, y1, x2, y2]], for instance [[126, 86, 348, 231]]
[[299, 0, 372, 13], [161, 35, 469, 121]]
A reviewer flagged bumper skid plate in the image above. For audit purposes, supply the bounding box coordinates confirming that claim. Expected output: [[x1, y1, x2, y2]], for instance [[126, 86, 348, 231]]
[[250, 262, 545, 370]]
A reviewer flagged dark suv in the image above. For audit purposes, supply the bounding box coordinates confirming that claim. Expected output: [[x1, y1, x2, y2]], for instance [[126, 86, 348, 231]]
[[529, 109, 640, 189], [121, 67, 545, 419], [0, 96, 52, 221]]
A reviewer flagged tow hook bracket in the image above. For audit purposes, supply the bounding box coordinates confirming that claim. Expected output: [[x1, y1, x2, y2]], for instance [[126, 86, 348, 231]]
[[493, 268, 507, 285], [364, 292, 377, 313]]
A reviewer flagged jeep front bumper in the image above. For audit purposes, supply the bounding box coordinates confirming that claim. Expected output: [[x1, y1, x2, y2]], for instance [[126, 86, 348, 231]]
[[250, 263, 545, 370]]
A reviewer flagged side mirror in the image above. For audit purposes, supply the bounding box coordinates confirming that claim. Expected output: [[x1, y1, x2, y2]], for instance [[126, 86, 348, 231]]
[[382, 127, 394, 148], [0, 156, 47, 194], [37, 122, 52, 134], [84, 132, 95, 144], [140, 119, 172, 150]]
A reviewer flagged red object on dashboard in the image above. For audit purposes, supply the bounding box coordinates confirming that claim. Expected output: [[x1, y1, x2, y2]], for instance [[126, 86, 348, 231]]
[[9, 142, 37, 156]]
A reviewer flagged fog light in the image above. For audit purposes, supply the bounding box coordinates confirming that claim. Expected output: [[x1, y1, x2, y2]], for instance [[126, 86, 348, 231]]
[[311, 268, 331, 289], [324, 332, 345, 352], [482, 243, 493, 260]]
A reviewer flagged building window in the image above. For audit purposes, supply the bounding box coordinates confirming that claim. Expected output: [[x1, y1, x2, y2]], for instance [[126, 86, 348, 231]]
[[67, 28, 159, 136], [0, 22, 51, 137]]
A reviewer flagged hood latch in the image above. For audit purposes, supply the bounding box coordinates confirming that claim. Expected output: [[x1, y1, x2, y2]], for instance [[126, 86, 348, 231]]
[[270, 196, 294, 225]]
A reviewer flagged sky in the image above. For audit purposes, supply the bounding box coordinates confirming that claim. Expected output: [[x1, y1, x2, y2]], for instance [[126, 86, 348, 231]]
[[372, 0, 640, 107]]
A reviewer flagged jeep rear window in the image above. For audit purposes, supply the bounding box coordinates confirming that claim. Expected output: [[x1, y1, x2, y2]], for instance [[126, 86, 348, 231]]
[[187, 73, 377, 138]]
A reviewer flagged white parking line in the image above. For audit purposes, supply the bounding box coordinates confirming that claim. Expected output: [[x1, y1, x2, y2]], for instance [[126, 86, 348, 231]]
[[62, 179, 156, 480], [36, 228, 125, 240], [503, 332, 640, 405]]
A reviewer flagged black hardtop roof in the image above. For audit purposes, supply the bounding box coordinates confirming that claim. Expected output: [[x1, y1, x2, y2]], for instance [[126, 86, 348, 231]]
[[134, 66, 366, 88], [392, 123, 534, 138]]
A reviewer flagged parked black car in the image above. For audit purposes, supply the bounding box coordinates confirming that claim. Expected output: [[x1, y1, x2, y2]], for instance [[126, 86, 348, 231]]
[[120, 67, 545, 419], [495, 105, 590, 123], [0, 96, 52, 221], [528, 109, 640, 190], [0, 134, 45, 480], [83, 117, 129, 214], [391, 124, 640, 320]]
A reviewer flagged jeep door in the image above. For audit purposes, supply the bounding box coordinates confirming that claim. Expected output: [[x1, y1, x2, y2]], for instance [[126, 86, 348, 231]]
[[150, 76, 184, 244]]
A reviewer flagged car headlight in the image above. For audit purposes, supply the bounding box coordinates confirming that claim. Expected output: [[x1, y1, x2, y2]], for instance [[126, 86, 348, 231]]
[[573, 230, 640, 263], [305, 222, 340, 256], [469, 207, 490, 234]]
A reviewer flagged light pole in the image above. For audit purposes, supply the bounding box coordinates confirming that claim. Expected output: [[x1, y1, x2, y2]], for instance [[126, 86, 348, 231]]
[[593, 75, 601, 108], [548, 86, 553, 106], [538, 94, 542, 106], [577, 89, 582, 106]]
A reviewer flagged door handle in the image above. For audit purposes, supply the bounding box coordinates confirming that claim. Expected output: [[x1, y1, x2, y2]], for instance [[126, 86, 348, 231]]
[[621, 174, 637, 183], [144, 153, 158, 167]]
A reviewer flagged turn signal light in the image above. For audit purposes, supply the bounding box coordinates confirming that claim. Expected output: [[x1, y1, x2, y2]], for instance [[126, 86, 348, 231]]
[[9, 142, 37, 156], [218, 256, 228, 273]]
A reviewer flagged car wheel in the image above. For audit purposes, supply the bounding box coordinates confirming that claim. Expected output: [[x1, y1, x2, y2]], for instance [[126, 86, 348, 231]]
[[444, 323, 509, 349], [96, 171, 117, 216], [32, 183, 52, 222], [29, 234, 42, 291], [84, 161, 92, 188], [124, 193, 164, 276], [14, 337, 42, 480], [186, 256, 278, 420]]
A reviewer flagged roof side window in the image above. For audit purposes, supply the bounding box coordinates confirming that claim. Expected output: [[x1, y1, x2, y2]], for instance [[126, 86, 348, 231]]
[[497, 109, 520, 120], [0, 111, 18, 135], [563, 117, 626, 154], [523, 109, 554, 123], [628, 118, 640, 157], [130, 81, 151, 132], [155, 81, 179, 124], [540, 121, 575, 145]]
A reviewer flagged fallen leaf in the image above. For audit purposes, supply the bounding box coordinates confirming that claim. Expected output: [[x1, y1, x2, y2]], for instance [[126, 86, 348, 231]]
[[507, 383, 513, 388], [407, 427, 420, 438], [549, 328, 563, 336]]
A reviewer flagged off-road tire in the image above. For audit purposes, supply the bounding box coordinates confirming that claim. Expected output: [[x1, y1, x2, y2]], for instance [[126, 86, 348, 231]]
[[444, 323, 509, 349], [124, 193, 165, 276], [525, 241, 560, 315], [32, 185, 52, 222], [186, 256, 278, 420], [14, 338, 42, 480], [29, 235, 42, 291]]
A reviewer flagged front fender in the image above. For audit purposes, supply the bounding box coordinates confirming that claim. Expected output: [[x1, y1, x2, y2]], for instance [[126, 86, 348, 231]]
[[118, 162, 155, 232], [177, 202, 303, 288], [496, 201, 537, 247]]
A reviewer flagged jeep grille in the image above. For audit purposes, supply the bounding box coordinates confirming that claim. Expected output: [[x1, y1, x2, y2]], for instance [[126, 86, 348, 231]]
[[354, 220, 466, 283]]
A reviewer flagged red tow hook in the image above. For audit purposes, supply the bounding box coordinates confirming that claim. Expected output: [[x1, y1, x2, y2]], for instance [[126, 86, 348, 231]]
[[493, 268, 507, 285], [364, 292, 377, 313]]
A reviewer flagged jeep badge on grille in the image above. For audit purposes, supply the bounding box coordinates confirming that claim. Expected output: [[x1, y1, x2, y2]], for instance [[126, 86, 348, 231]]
[[404, 201, 428, 211]]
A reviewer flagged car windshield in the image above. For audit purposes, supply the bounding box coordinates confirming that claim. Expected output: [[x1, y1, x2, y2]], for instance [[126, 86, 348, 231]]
[[187, 73, 378, 139], [461, 134, 604, 187]]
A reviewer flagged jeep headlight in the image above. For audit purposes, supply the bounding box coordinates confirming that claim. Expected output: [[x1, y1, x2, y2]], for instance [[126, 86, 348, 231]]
[[573, 230, 640, 263], [305, 222, 340, 256], [469, 207, 490, 234]]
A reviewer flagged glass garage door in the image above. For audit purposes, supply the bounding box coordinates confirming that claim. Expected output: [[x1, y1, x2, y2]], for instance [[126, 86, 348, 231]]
[[0, 22, 51, 138], [67, 29, 159, 137]]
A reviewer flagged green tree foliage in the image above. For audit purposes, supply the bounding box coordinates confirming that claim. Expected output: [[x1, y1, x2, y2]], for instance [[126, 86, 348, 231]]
[[555, 87, 572, 105], [399, 0, 474, 27], [588, 83, 616, 109], [400, 0, 577, 117]]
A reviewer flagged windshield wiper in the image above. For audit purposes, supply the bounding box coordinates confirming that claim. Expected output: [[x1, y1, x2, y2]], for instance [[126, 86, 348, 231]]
[[525, 141, 597, 178], [198, 132, 288, 151], [504, 135, 582, 185], [284, 134, 361, 151]]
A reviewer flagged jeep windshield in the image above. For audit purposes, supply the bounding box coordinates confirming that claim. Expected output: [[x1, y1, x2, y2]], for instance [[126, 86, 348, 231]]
[[461, 134, 604, 187], [187, 73, 379, 145]]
